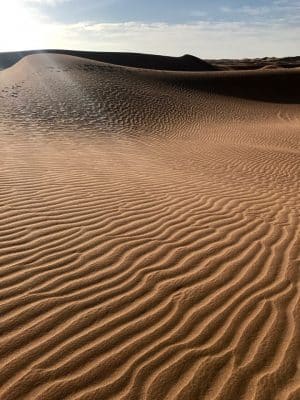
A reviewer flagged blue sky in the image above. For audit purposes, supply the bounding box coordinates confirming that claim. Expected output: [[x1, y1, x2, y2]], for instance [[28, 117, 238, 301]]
[[0, 0, 299, 57], [37, 0, 299, 24]]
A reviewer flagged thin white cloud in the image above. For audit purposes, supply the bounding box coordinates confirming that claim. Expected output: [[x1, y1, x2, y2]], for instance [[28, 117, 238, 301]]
[[0, 1, 299, 58], [240, 6, 270, 16], [50, 20, 300, 58], [221, 1, 300, 16], [220, 6, 231, 13]]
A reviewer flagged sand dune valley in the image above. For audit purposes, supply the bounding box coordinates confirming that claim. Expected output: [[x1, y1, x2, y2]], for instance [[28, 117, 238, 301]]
[[0, 50, 299, 400]]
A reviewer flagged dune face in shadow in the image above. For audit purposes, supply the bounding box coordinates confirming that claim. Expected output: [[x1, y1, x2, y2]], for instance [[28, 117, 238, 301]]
[[210, 56, 300, 70], [0, 50, 217, 71], [1, 50, 300, 71], [0, 53, 299, 400]]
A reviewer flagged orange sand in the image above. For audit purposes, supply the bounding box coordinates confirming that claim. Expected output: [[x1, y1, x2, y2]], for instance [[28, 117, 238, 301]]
[[0, 53, 299, 400]]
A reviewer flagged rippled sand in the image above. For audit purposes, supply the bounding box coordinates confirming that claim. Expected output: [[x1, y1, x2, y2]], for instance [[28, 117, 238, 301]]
[[0, 54, 299, 400]]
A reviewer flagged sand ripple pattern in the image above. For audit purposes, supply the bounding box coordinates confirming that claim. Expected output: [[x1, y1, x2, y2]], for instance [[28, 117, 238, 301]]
[[0, 54, 299, 400]]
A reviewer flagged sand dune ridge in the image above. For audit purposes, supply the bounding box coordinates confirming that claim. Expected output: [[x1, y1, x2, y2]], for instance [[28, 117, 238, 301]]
[[0, 53, 299, 400]]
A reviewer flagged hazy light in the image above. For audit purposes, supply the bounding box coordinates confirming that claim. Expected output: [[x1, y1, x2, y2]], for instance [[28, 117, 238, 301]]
[[0, 1, 299, 57], [0, 1, 49, 51]]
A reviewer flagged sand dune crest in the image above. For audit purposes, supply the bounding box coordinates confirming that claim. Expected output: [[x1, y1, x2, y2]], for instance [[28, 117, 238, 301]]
[[0, 53, 299, 400]]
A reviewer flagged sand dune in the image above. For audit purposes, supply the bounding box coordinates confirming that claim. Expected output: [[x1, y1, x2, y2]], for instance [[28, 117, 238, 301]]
[[0, 53, 299, 400], [209, 56, 300, 71], [1, 49, 300, 72], [0, 50, 217, 71]]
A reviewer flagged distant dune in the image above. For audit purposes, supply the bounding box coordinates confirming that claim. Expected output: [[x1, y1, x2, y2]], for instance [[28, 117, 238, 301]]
[[0, 50, 217, 71], [209, 56, 300, 70], [0, 52, 299, 400], [1, 49, 300, 72]]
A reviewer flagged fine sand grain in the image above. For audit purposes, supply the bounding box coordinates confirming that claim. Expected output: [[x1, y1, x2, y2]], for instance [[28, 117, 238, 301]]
[[0, 53, 299, 400]]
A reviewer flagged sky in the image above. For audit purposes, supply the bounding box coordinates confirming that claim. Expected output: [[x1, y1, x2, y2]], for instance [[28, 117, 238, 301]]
[[0, 0, 299, 58]]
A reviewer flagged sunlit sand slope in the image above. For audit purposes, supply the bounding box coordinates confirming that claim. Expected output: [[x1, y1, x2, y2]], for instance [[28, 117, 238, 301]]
[[0, 54, 299, 400]]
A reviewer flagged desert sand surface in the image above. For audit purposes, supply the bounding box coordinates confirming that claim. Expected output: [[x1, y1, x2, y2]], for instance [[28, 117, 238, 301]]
[[0, 50, 217, 71], [209, 56, 300, 71], [0, 53, 299, 400], [1, 49, 300, 71]]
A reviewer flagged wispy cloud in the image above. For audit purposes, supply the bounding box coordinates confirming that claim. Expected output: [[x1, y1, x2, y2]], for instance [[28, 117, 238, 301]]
[[220, 0, 300, 19], [24, 0, 70, 4], [240, 6, 270, 16], [0, 0, 299, 57], [42, 20, 300, 58]]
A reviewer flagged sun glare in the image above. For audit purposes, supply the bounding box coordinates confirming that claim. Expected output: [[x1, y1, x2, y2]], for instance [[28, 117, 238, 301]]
[[0, 1, 46, 51]]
